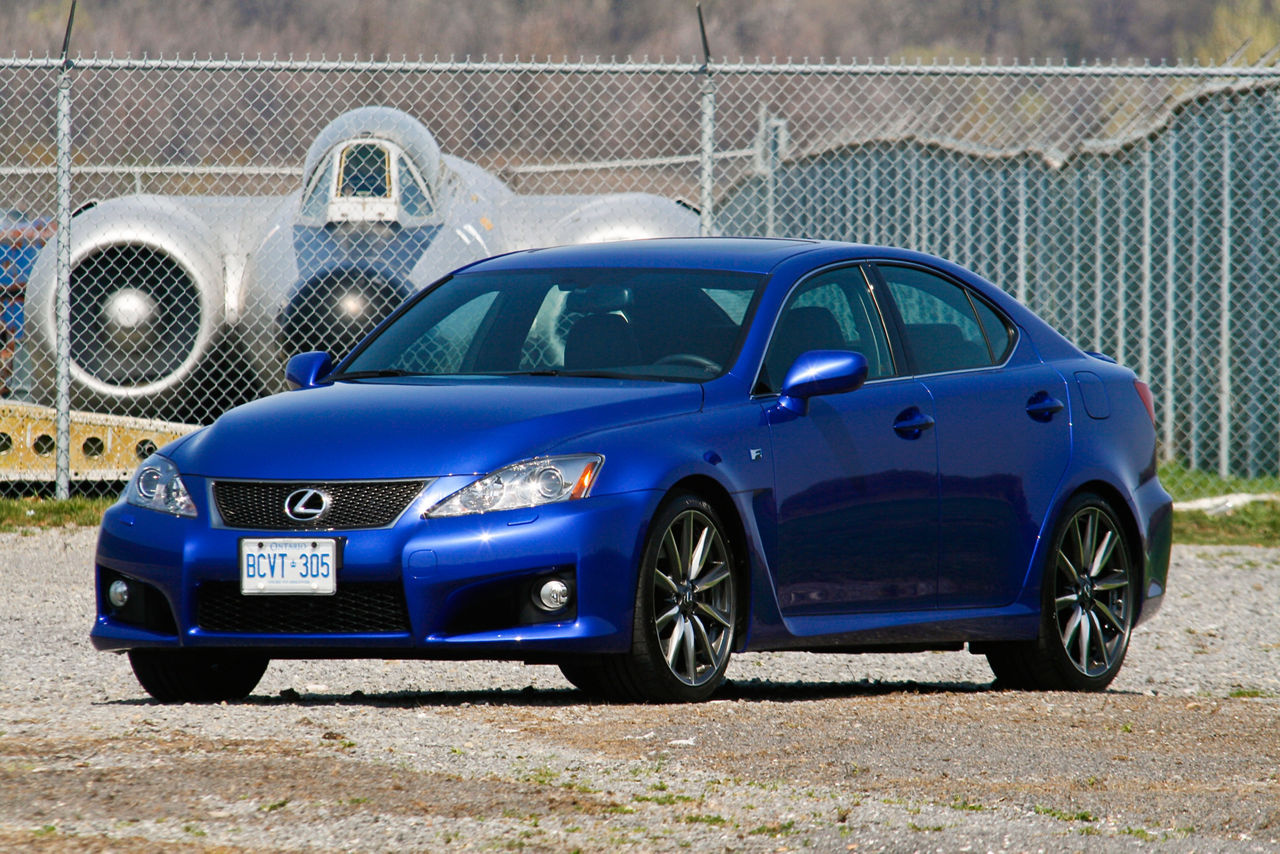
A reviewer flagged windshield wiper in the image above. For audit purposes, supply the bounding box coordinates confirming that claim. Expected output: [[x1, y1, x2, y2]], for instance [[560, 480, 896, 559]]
[[327, 368, 422, 381]]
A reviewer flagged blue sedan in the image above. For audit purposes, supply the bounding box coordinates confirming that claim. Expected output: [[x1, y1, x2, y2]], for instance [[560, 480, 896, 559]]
[[93, 238, 1172, 702]]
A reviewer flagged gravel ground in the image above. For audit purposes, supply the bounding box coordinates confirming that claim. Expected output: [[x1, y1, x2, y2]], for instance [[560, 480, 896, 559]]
[[1, 527, 1277, 852]]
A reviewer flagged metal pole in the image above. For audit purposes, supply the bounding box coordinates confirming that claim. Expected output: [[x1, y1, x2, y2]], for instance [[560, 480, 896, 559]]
[[1093, 165, 1104, 352], [1189, 120, 1203, 472], [760, 113, 787, 238], [1016, 168, 1028, 303], [1115, 171, 1127, 368], [1163, 132, 1177, 461], [698, 73, 715, 236], [54, 67, 73, 500], [762, 108, 775, 238], [1141, 146, 1153, 385], [865, 154, 877, 243], [1070, 172, 1081, 341], [909, 153, 920, 250], [1219, 109, 1233, 479], [948, 159, 959, 261]]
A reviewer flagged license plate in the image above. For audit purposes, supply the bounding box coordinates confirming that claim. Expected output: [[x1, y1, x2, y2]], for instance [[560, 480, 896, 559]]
[[239, 538, 338, 595]]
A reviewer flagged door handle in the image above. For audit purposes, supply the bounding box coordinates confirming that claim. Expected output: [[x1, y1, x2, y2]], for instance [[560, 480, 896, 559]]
[[893, 407, 935, 439], [1026, 391, 1065, 422]]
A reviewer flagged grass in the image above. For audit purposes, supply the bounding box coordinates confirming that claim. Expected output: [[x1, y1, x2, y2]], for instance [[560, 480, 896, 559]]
[[1158, 459, 1280, 501], [681, 814, 727, 826], [1174, 502, 1280, 546], [907, 822, 945, 832], [1158, 459, 1280, 545], [747, 820, 796, 836], [949, 797, 986, 812], [634, 793, 696, 805], [1033, 805, 1096, 822], [0, 496, 114, 531]]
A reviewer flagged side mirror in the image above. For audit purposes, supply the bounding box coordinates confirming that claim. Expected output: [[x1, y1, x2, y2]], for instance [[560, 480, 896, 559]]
[[778, 350, 869, 415], [285, 351, 334, 390]]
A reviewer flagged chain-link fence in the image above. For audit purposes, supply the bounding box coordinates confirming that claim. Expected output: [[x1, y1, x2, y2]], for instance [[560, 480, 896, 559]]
[[2, 55, 1279, 497]]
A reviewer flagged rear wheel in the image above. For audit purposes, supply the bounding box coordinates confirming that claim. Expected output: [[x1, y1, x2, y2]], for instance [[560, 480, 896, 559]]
[[559, 494, 738, 702], [128, 649, 269, 703], [986, 493, 1134, 691]]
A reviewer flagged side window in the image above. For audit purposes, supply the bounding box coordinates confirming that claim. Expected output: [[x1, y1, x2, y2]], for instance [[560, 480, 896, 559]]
[[972, 295, 1015, 363], [760, 267, 894, 393], [398, 157, 435, 218], [879, 265, 993, 374], [300, 155, 336, 219]]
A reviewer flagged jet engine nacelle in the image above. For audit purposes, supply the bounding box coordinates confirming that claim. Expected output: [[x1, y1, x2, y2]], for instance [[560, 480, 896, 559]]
[[24, 195, 280, 416]]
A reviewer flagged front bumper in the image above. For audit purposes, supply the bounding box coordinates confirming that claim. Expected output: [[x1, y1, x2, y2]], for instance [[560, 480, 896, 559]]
[[92, 476, 659, 658]]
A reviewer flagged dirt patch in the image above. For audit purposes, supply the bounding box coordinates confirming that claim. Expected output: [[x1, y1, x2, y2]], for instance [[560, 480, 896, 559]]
[[2, 730, 620, 829], [443, 686, 1280, 839]]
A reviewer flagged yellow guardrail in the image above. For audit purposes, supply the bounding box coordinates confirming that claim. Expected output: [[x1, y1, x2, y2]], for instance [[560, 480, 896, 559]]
[[0, 401, 199, 481]]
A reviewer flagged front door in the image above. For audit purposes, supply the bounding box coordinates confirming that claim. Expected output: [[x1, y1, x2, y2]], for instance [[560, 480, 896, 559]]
[[764, 265, 939, 615]]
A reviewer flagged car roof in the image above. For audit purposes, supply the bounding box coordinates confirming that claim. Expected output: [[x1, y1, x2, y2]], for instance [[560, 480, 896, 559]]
[[463, 236, 839, 275]]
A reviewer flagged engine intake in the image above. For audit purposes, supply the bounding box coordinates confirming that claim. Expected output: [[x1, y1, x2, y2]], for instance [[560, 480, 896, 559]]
[[280, 269, 408, 362], [70, 245, 203, 388], [23, 196, 228, 417]]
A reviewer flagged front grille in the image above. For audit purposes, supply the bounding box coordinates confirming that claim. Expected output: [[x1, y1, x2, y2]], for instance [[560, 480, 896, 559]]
[[212, 479, 427, 530], [197, 582, 410, 634]]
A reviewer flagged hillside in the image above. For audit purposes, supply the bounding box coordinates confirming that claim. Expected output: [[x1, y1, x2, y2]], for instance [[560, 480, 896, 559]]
[[3, 0, 1276, 64]]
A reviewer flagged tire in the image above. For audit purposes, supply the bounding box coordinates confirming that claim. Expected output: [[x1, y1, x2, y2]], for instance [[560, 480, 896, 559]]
[[557, 657, 614, 696], [986, 492, 1135, 691], [128, 649, 269, 703], [560, 493, 738, 702]]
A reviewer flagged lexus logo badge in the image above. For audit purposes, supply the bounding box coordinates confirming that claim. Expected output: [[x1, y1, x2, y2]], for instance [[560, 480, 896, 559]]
[[284, 488, 332, 522]]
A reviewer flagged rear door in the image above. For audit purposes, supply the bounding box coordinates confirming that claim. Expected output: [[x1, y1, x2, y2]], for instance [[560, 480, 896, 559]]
[[873, 263, 1071, 610]]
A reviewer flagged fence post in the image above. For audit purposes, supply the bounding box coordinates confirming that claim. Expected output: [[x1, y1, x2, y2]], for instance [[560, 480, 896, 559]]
[[698, 67, 715, 236], [1092, 164, 1104, 353], [54, 64, 73, 500], [1163, 132, 1177, 462], [1015, 167, 1028, 303], [1141, 145, 1153, 386], [1219, 105, 1233, 479], [1069, 171, 1081, 341], [1114, 170, 1127, 368]]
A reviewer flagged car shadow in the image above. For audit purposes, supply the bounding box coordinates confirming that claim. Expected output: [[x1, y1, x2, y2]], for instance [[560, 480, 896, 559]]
[[234, 676, 1007, 708], [103, 676, 1145, 708]]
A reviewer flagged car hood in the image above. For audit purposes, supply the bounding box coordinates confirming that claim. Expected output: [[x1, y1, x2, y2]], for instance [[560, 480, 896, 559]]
[[168, 377, 702, 480]]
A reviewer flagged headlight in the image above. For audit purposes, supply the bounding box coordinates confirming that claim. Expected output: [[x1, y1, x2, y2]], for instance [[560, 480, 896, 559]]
[[427, 454, 603, 518], [124, 454, 197, 518]]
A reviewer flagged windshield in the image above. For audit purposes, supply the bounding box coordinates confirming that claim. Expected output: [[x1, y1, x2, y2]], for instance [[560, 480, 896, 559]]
[[340, 267, 765, 382]]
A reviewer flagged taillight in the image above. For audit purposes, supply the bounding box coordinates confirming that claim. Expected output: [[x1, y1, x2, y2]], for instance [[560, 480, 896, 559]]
[[1134, 380, 1156, 425]]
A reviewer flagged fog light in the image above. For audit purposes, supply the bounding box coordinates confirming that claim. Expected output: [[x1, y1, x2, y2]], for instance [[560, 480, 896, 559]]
[[107, 579, 130, 609], [536, 579, 570, 611]]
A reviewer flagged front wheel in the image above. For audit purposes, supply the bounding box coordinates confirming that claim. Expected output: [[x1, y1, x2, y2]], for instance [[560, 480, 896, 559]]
[[561, 493, 738, 702], [986, 493, 1135, 691], [128, 649, 269, 703]]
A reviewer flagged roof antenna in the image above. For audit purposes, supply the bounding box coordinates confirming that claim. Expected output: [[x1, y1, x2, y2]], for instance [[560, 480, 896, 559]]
[[694, 2, 715, 235], [696, 2, 712, 73], [60, 0, 78, 70]]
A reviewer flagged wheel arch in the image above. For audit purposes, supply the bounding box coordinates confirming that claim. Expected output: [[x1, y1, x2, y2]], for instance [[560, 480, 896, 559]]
[[1058, 478, 1148, 620], [665, 474, 753, 651]]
